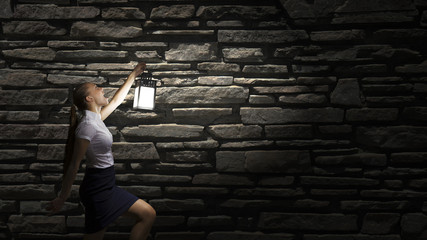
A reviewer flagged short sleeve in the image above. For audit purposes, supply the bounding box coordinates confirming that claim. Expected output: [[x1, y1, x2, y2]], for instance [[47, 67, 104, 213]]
[[75, 122, 97, 142]]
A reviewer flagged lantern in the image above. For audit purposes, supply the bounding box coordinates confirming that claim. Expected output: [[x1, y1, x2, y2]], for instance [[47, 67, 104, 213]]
[[133, 72, 159, 110]]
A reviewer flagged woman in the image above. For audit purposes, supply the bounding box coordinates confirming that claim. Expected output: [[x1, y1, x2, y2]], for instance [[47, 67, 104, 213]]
[[47, 62, 156, 240]]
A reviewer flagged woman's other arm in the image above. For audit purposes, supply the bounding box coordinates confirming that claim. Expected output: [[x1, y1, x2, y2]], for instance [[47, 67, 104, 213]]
[[100, 62, 146, 121], [46, 138, 89, 213]]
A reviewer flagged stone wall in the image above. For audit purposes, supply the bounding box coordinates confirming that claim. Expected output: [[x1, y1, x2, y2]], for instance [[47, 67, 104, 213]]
[[1, 0, 427, 239]]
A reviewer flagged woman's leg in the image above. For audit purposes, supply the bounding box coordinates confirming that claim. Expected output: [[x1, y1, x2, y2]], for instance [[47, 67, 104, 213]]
[[83, 227, 107, 240], [125, 199, 156, 240]]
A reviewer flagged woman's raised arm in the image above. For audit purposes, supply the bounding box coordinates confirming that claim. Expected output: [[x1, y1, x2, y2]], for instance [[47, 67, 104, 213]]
[[100, 62, 146, 121]]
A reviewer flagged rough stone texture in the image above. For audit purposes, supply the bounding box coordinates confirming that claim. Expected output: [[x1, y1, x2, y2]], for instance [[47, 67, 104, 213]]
[[245, 150, 311, 173], [1, 1, 427, 239], [165, 43, 218, 62], [70, 21, 142, 38], [331, 78, 362, 106], [2, 21, 67, 36], [218, 30, 309, 43], [13, 4, 100, 19], [2, 47, 56, 61], [258, 212, 358, 231], [150, 5, 195, 19], [157, 86, 249, 105]]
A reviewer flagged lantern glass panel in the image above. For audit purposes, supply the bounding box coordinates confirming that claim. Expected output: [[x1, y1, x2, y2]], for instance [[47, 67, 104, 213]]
[[133, 73, 156, 110]]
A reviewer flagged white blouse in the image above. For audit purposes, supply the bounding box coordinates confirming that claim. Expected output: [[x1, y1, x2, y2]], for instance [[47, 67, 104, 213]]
[[75, 110, 114, 169]]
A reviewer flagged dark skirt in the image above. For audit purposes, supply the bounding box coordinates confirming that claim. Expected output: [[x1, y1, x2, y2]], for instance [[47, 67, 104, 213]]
[[79, 166, 138, 234]]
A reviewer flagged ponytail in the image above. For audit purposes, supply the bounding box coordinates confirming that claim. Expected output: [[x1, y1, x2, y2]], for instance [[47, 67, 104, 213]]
[[63, 104, 78, 175]]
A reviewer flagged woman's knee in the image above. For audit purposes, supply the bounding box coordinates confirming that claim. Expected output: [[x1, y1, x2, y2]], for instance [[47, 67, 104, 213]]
[[131, 200, 156, 222], [142, 203, 156, 222]]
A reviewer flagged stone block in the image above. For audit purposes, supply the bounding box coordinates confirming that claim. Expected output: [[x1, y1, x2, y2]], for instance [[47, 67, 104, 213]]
[[56, 50, 127, 61], [218, 30, 309, 43], [279, 93, 327, 105], [374, 29, 427, 44], [292, 65, 330, 73], [391, 152, 427, 164], [121, 124, 204, 140], [310, 30, 365, 41], [157, 86, 249, 104], [304, 234, 401, 240], [173, 108, 232, 124], [8, 215, 66, 233], [2, 21, 67, 36], [245, 150, 311, 173], [112, 142, 159, 160], [297, 76, 337, 85], [331, 78, 362, 106], [361, 189, 427, 198], [265, 124, 313, 139], [155, 232, 205, 240], [48, 40, 97, 49], [37, 144, 64, 161], [332, 12, 416, 24], [0, 149, 35, 160], [196, 5, 279, 19], [150, 5, 195, 19], [315, 153, 387, 167], [208, 124, 262, 139], [20, 200, 79, 214], [0, 69, 46, 86], [402, 107, 427, 121], [2, 47, 56, 61], [13, 4, 99, 19], [233, 188, 304, 198], [258, 176, 294, 186], [70, 21, 142, 38], [341, 200, 412, 211], [197, 62, 241, 74], [192, 173, 254, 186], [149, 199, 205, 212], [220, 199, 273, 209], [116, 174, 191, 184], [197, 76, 233, 86], [361, 213, 400, 234], [258, 212, 358, 231], [153, 216, 186, 227], [0, 173, 39, 183], [301, 176, 379, 187], [222, 48, 264, 62], [165, 43, 218, 62], [346, 108, 399, 122], [0, 89, 68, 105], [235, 78, 295, 85], [249, 95, 275, 104], [242, 65, 288, 74], [0, 200, 17, 213], [102, 7, 146, 19], [187, 215, 233, 227], [220, 140, 274, 148], [0, 184, 55, 200], [0, 110, 40, 122], [0, 0, 13, 18], [207, 231, 294, 240], [240, 107, 344, 124], [216, 151, 245, 172], [401, 213, 427, 238], [318, 125, 352, 134], [0, 124, 68, 140], [356, 126, 427, 149], [47, 74, 105, 85], [165, 151, 208, 163], [165, 187, 229, 196], [135, 51, 162, 62], [335, 64, 387, 74], [121, 186, 162, 198]]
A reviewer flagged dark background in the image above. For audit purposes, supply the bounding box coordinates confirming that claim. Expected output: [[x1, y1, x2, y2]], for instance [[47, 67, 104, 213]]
[[1, 0, 427, 239]]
